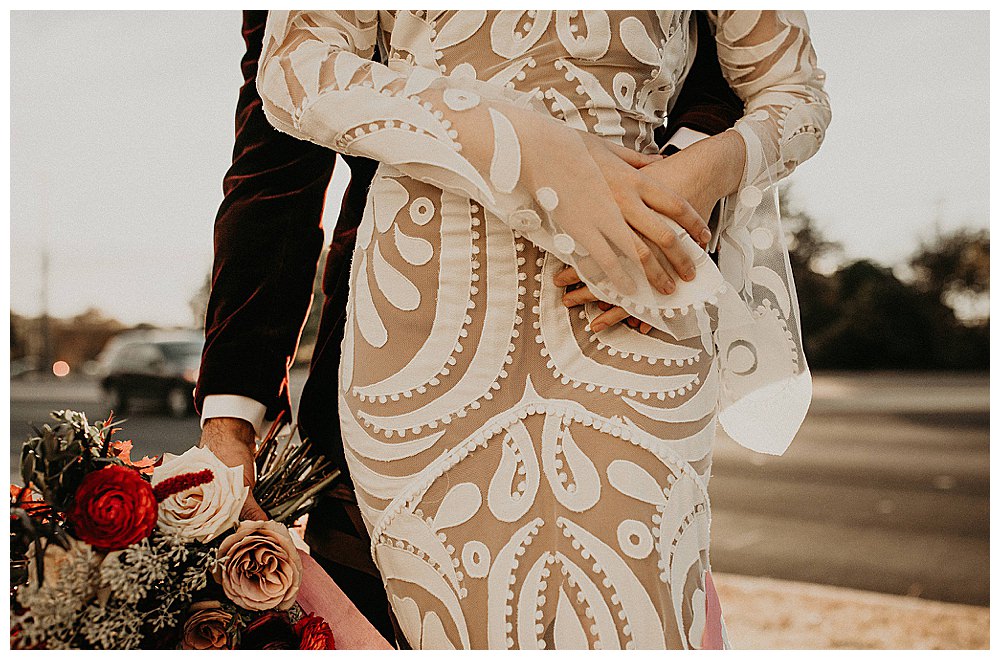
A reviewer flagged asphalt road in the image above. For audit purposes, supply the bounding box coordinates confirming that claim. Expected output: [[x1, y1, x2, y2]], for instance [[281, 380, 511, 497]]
[[8, 371, 988, 606]]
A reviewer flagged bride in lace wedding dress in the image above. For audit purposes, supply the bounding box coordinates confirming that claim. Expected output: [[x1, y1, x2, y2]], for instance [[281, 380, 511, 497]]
[[257, 10, 830, 649]]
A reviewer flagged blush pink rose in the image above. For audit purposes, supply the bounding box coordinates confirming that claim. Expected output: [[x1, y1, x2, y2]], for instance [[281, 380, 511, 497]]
[[214, 520, 302, 611]]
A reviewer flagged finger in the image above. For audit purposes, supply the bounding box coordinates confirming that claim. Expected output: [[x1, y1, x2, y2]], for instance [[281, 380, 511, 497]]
[[639, 179, 712, 247], [639, 321, 653, 334], [629, 230, 677, 293], [597, 301, 613, 311], [603, 141, 664, 168], [590, 306, 632, 333], [626, 316, 641, 329], [639, 232, 675, 281], [596, 219, 648, 292], [625, 205, 697, 282], [553, 265, 581, 287], [241, 493, 269, 521], [562, 285, 600, 308], [578, 231, 638, 296]]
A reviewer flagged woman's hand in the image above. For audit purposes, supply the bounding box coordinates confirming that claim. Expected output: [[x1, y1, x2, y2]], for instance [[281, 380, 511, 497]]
[[513, 112, 707, 296], [555, 131, 748, 332], [640, 131, 746, 222], [578, 131, 713, 289]]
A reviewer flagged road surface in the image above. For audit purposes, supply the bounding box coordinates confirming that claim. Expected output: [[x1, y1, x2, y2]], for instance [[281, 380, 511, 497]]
[[8, 371, 988, 606]]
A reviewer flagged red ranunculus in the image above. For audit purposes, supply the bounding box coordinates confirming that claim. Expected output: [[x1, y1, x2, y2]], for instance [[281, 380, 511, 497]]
[[294, 614, 336, 650], [67, 464, 157, 551]]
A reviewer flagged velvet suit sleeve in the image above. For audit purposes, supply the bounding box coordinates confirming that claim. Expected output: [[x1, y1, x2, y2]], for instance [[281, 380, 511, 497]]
[[654, 11, 744, 146], [194, 10, 337, 421]]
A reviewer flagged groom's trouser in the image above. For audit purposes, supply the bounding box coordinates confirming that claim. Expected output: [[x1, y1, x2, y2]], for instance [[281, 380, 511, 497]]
[[305, 488, 412, 649], [297, 172, 413, 648]]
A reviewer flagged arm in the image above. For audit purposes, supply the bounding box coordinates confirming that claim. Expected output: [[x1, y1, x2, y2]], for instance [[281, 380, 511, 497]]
[[195, 11, 335, 432], [655, 11, 744, 146], [559, 10, 746, 332], [195, 11, 340, 518], [708, 10, 830, 196], [657, 10, 747, 252], [257, 11, 718, 331]]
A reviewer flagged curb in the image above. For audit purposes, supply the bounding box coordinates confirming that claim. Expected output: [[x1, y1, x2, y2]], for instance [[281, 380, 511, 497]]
[[713, 572, 989, 650]]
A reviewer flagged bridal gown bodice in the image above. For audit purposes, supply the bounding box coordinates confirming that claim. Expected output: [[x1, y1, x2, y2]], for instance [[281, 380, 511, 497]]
[[258, 10, 830, 649]]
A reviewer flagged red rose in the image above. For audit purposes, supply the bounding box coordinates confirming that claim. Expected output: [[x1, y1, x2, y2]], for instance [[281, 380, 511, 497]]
[[294, 614, 336, 650], [67, 465, 157, 551]]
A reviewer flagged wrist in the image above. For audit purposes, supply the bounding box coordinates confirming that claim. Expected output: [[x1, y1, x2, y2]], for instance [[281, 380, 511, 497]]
[[201, 416, 256, 450], [708, 129, 747, 199]]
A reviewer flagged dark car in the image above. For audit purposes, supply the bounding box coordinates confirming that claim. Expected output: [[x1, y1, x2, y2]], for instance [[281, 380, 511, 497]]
[[99, 338, 203, 418]]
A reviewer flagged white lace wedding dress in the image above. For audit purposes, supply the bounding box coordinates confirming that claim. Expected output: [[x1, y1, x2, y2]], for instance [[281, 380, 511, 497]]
[[258, 10, 830, 649]]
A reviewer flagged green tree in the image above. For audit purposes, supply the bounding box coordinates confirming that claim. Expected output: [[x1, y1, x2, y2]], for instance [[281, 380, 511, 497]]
[[908, 226, 989, 323], [779, 192, 842, 362], [189, 274, 212, 330], [779, 193, 987, 371]]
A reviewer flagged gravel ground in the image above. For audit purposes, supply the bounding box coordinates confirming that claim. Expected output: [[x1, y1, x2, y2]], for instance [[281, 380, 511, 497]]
[[715, 572, 989, 650]]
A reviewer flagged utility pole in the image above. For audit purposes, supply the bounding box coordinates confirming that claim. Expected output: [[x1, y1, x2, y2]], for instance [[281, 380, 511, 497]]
[[40, 246, 52, 377], [38, 171, 53, 377]]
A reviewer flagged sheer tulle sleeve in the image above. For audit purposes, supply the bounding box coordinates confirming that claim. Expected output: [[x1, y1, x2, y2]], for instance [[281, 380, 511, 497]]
[[702, 10, 832, 454], [257, 10, 743, 344], [257, 11, 549, 223]]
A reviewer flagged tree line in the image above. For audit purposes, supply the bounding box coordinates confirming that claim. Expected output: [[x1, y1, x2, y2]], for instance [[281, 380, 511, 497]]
[[782, 194, 988, 370]]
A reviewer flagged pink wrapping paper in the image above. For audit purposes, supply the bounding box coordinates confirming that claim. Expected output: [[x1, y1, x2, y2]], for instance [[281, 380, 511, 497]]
[[295, 549, 394, 650], [702, 570, 726, 650]]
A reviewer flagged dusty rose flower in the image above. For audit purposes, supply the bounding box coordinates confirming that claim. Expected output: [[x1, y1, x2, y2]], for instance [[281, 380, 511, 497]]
[[152, 446, 247, 543], [214, 520, 302, 611], [181, 600, 234, 650]]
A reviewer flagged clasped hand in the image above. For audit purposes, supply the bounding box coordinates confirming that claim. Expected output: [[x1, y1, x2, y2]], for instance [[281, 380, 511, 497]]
[[536, 126, 742, 333]]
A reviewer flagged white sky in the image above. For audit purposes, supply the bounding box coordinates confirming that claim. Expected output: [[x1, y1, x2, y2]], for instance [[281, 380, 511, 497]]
[[9, 10, 990, 326]]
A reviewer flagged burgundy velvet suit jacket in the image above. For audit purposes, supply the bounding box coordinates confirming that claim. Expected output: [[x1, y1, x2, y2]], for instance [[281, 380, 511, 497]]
[[194, 10, 743, 484]]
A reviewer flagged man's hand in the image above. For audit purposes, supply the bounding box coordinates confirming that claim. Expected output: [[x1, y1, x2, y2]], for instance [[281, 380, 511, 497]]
[[199, 417, 268, 521], [556, 265, 654, 334], [639, 130, 746, 224], [555, 131, 747, 333]]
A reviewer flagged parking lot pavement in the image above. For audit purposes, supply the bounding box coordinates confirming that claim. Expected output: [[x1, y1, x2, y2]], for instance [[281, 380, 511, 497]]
[[715, 572, 989, 650]]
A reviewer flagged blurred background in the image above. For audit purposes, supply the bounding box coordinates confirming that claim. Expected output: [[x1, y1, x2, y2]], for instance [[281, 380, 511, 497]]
[[9, 10, 989, 648]]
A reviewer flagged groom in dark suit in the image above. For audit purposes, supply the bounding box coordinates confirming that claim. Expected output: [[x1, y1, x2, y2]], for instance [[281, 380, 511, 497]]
[[194, 10, 742, 647]]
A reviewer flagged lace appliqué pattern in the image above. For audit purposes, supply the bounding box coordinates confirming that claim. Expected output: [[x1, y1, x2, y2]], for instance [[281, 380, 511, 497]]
[[258, 10, 830, 649]]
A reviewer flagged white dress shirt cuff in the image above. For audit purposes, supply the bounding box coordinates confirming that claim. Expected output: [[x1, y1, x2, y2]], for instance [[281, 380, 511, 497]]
[[201, 394, 268, 439], [665, 126, 709, 150]]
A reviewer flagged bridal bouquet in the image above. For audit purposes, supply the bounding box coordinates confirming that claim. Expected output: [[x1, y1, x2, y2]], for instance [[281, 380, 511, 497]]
[[10, 410, 345, 650]]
